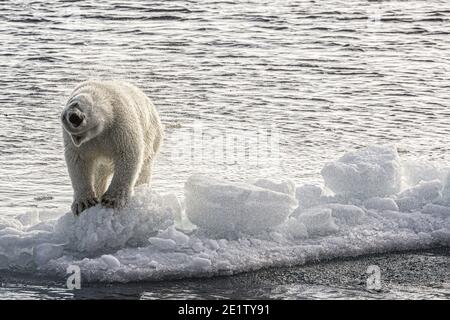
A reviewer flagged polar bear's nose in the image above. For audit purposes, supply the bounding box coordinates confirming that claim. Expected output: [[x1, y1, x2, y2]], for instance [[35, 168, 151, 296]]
[[68, 113, 84, 127]]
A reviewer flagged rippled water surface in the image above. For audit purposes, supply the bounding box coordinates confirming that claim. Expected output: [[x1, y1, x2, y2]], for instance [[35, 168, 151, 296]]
[[0, 0, 449, 299]]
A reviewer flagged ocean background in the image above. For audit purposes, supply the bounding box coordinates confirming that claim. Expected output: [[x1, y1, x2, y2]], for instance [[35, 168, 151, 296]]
[[0, 0, 449, 299]]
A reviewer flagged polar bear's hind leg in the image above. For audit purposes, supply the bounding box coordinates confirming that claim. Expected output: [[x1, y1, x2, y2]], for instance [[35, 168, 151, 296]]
[[136, 157, 153, 186]]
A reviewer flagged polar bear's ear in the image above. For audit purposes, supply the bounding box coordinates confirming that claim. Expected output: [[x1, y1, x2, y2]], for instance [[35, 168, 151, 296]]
[[67, 93, 94, 110], [67, 95, 81, 107]]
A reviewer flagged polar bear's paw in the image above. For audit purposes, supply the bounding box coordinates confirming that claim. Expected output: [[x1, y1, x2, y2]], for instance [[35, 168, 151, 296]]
[[71, 197, 99, 216], [101, 189, 130, 209]]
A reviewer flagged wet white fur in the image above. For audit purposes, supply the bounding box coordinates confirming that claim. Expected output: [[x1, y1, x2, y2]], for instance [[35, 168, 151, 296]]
[[62, 80, 163, 214]]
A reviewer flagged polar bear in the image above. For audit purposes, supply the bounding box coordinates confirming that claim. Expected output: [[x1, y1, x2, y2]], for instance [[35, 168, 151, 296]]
[[61, 80, 163, 215]]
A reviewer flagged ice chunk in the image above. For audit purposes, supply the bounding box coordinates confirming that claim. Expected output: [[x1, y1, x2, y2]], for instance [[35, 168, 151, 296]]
[[321, 145, 401, 199], [269, 231, 285, 243], [402, 160, 446, 187], [205, 239, 220, 251], [297, 208, 339, 236], [27, 221, 55, 232], [53, 188, 174, 253], [101, 254, 121, 269], [157, 226, 190, 246], [398, 180, 442, 204], [38, 208, 64, 222], [296, 184, 323, 210], [185, 175, 298, 236], [422, 204, 450, 219], [17, 211, 40, 226], [148, 237, 177, 250], [364, 197, 399, 212], [191, 257, 211, 269], [276, 217, 308, 239], [0, 216, 23, 231], [161, 193, 183, 224], [439, 173, 450, 205], [252, 179, 296, 197], [326, 204, 365, 226], [395, 197, 421, 212], [33, 243, 64, 266]]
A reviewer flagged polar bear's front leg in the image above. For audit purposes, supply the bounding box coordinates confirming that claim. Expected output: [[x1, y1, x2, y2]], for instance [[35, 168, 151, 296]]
[[65, 148, 98, 215], [101, 150, 143, 209]]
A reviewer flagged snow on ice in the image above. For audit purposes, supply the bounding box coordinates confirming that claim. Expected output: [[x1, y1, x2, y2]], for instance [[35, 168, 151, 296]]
[[0, 145, 449, 282], [321, 145, 402, 198]]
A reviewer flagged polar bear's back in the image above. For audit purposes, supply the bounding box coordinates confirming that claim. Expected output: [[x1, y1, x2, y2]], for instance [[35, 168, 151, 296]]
[[71, 80, 163, 154], [113, 81, 163, 153], [107, 80, 163, 154]]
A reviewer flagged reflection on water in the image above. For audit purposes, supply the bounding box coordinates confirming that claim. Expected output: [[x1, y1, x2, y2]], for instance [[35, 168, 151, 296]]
[[1, 0, 450, 215]]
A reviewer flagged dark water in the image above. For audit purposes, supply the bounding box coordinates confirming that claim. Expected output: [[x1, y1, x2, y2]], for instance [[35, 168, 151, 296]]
[[0, 0, 450, 299]]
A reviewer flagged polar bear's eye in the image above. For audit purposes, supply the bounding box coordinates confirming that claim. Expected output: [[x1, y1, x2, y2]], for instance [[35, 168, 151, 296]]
[[69, 101, 79, 109]]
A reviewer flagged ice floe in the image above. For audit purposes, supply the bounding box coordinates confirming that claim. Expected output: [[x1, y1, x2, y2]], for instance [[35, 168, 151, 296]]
[[0, 145, 448, 282]]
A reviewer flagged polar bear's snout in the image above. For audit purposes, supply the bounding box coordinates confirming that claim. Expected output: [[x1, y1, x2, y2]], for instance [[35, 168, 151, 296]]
[[62, 108, 85, 130], [68, 112, 84, 128]]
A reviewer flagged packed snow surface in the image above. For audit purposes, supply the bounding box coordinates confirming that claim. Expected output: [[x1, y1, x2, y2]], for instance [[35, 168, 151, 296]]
[[0, 145, 449, 282]]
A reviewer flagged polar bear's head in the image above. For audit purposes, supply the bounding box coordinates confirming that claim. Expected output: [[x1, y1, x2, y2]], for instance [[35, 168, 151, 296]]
[[61, 93, 108, 147]]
